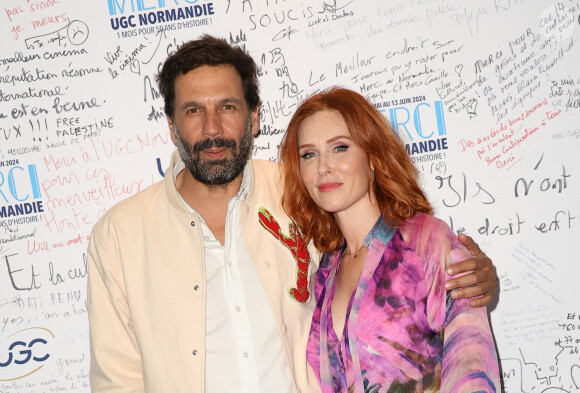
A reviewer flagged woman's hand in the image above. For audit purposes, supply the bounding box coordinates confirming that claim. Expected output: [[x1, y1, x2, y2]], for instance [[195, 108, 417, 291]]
[[445, 234, 497, 307]]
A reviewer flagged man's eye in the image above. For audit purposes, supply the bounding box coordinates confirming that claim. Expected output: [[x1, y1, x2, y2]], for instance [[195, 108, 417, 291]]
[[186, 108, 200, 114], [222, 104, 236, 111]]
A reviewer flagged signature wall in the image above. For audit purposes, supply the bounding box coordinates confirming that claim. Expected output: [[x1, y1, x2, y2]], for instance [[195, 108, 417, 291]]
[[1, 0, 579, 391]]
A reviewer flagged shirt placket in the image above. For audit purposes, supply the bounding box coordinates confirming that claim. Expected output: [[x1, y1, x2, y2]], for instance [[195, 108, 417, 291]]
[[224, 197, 260, 391]]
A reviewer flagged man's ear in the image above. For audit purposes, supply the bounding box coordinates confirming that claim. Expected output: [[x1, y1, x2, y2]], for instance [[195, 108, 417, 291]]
[[166, 114, 177, 146], [251, 107, 260, 137]]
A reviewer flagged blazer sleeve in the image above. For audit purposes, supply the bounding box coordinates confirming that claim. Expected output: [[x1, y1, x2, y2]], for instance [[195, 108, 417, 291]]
[[87, 221, 145, 393], [421, 217, 500, 393]]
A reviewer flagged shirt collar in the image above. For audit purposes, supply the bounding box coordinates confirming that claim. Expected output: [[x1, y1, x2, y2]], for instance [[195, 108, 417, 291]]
[[340, 215, 395, 255], [367, 215, 394, 245]]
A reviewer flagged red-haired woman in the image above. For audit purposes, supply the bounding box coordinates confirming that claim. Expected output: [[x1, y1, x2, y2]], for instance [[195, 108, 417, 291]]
[[279, 87, 500, 393]]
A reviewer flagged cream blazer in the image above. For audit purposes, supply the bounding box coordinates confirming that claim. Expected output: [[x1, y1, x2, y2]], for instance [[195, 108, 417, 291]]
[[87, 150, 321, 393]]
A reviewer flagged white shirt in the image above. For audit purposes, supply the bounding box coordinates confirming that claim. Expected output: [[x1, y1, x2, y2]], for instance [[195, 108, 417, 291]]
[[174, 161, 293, 393]]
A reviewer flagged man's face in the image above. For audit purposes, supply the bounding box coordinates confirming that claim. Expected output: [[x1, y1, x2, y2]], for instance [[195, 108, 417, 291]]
[[167, 64, 258, 186]]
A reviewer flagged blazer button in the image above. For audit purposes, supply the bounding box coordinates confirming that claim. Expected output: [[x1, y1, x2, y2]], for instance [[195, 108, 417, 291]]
[[194, 285, 200, 291], [190, 221, 195, 227], [192, 350, 198, 355]]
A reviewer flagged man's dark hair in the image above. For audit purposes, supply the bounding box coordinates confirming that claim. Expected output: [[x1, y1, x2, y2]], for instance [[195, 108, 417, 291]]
[[156, 34, 260, 117]]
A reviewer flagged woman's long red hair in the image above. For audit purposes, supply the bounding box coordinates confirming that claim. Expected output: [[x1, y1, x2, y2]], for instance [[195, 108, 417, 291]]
[[280, 87, 432, 253]]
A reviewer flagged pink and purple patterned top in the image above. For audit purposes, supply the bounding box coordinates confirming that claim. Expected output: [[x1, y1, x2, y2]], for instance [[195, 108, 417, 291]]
[[307, 213, 500, 393]]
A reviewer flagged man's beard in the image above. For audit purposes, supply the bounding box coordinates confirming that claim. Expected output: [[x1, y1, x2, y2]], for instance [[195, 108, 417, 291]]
[[174, 116, 253, 186]]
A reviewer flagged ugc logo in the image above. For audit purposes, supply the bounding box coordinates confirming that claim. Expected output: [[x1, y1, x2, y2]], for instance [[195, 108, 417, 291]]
[[0, 327, 54, 381]]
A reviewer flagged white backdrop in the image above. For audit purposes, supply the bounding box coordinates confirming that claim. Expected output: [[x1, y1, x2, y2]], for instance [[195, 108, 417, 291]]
[[1, 0, 579, 392]]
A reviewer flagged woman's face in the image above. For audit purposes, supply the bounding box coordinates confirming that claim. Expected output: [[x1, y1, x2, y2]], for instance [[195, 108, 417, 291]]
[[297, 109, 373, 217]]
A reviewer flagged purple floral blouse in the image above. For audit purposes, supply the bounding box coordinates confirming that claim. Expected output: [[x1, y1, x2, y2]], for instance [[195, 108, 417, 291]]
[[307, 213, 500, 393]]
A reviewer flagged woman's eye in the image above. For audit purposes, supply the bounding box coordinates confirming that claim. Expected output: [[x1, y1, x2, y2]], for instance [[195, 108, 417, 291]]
[[334, 144, 349, 152], [300, 151, 315, 159]]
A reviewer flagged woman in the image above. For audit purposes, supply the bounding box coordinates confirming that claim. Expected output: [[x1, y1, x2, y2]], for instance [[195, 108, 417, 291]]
[[279, 87, 500, 392]]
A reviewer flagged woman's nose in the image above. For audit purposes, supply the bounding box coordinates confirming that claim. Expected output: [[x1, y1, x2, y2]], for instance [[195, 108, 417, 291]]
[[317, 153, 334, 175]]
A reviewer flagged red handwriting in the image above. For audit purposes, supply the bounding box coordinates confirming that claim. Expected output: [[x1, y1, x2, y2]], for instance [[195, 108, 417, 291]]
[[38, 131, 170, 235], [26, 233, 88, 254], [5, 6, 24, 22], [43, 131, 170, 172], [4, 0, 67, 40], [41, 166, 142, 203], [457, 97, 562, 170], [30, 13, 68, 30]]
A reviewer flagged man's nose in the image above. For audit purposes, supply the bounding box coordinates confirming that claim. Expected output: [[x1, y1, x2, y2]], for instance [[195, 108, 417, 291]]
[[202, 111, 223, 138]]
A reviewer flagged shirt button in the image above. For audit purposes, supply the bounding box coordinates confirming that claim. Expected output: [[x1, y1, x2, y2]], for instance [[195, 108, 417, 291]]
[[192, 350, 198, 355], [262, 260, 271, 269], [282, 324, 287, 333], [228, 261, 233, 267], [235, 306, 241, 312], [194, 285, 200, 291], [243, 352, 249, 358], [190, 221, 195, 227]]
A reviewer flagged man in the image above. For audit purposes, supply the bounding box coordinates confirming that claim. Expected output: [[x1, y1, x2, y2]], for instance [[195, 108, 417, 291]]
[[87, 35, 496, 393]]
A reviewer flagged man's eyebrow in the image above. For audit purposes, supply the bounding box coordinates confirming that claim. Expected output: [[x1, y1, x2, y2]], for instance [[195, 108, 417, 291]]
[[179, 97, 244, 110], [219, 97, 244, 106], [180, 101, 202, 110]]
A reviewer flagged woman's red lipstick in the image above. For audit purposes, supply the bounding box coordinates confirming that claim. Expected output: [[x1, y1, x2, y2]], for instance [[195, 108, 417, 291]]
[[318, 182, 342, 192]]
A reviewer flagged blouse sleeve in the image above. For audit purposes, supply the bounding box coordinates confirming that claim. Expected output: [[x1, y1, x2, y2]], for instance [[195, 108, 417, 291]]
[[408, 214, 500, 393]]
